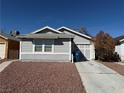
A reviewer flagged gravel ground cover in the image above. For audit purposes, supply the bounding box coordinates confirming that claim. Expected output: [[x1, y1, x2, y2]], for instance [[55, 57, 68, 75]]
[[101, 62, 124, 76], [0, 62, 86, 93]]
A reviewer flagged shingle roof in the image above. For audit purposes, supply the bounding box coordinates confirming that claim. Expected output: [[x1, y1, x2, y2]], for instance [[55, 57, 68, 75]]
[[115, 35, 124, 41], [17, 33, 74, 39], [57, 26, 92, 39], [0, 32, 19, 41]]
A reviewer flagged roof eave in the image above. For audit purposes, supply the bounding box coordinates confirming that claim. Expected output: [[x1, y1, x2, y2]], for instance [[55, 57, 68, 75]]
[[120, 39, 124, 42], [31, 26, 62, 34], [57, 26, 92, 39], [0, 34, 8, 40]]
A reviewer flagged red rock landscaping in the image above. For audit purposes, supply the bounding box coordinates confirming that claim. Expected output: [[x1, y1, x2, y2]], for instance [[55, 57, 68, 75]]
[[102, 62, 124, 76], [0, 62, 86, 93]]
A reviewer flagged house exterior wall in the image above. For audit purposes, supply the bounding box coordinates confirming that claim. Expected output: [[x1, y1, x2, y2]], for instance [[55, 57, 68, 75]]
[[115, 41, 124, 61], [21, 54, 69, 61], [61, 30, 91, 44], [90, 42, 95, 60], [0, 36, 19, 59], [20, 38, 71, 61], [0, 36, 8, 59], [59, 29, 95, 60], [21, 39, 33, 52], [0, 37, 7, 43], [54, 39, 69, 53]]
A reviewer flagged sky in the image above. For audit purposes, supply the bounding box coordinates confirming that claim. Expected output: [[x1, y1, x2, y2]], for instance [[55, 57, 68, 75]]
[[0, 0, 124, 37]]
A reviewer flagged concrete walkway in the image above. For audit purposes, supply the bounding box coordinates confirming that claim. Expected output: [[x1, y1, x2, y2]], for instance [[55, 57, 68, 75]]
[[75, 61, 124, 93], [0, 61, 13, 72]]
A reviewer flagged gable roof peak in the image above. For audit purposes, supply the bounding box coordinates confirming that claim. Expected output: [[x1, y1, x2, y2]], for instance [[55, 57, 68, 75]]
[[31, 26, 61, 34], [57, 26, 92, 39], [0, 31, 19, 41]]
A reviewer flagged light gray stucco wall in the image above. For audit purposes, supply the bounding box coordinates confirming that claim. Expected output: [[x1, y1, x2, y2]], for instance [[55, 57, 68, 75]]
[[59, 29, 95, 60], [21, 40, 33, 52], [20, 38, 70, 61], [62, 30, 91, 44], [21, 54, 69, 61], [54, 39, 69, 53]]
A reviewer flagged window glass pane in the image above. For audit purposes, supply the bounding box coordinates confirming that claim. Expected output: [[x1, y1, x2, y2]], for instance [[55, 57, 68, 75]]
[[35, 45, 42, 52], [44, 45, 52, 52]]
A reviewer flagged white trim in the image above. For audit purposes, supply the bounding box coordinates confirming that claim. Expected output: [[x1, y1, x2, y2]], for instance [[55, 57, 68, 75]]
[[52, 40, 54, 53], [19, 41, 22, 60], [69, 38, 71, 61], [90, 43, 95, 60], [31, 26, 62, 34], [90, 44, 92, 60], [21, 52, 69, 55], [120, 39, 124, 42], [32, 40, 35, 53], [0, 35, 8, 40], [42, 44, 45, 52], [0, 43, 6, 59], [57, 26, 92, 39], [71, 54, 74, 63], [33, 39, 54, 53]]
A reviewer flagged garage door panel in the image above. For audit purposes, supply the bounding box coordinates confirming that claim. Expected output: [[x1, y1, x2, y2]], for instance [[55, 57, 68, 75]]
[[0, 44, 5, 59], [85, 49, 90, 60], [77, 44, 91, 60]]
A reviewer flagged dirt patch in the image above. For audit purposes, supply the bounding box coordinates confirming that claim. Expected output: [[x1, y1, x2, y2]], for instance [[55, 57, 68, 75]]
[[101, 62, 124, 76], [0, 62, 86, 93]]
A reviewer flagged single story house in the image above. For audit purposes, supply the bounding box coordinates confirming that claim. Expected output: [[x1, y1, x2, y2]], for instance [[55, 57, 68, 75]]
[[0, 32, 19, 59], [17, 26, 95, 62], [115, 35, 124, 61]]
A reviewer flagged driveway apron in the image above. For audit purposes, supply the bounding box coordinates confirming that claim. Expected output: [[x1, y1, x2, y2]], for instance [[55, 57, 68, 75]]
[[75, 61, 124, 93]]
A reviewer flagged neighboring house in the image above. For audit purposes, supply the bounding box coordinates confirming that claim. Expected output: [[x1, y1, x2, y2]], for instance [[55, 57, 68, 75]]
[[18, 26, 95, 62], [115, 35, 124, 61], [0, 32, 19, 59]]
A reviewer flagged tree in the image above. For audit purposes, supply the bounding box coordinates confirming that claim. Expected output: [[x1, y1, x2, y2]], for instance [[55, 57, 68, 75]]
[[10, 30, 20, 37], [79, 27, 91, 36], [72, 26, 91, 36], [95, 31, 116, 61]]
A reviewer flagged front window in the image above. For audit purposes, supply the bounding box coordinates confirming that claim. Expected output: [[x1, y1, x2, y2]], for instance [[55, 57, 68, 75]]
[[35, 45, 42, 52], [34, 39, 54, 53], [44, 45, 52, 52]]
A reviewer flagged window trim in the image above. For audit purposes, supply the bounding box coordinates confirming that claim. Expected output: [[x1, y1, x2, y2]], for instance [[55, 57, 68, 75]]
[[35, 45, 43, 52], [44, 44, 52, 52], [33, 39, 54, 53]]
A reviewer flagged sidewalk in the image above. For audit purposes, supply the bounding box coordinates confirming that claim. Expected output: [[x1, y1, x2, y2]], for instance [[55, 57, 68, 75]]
[[75, 61, 124, 93], [0, 61, 13, 72]]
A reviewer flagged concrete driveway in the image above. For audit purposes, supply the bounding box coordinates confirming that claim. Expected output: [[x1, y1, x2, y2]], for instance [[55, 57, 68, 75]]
[[75, 61, 124, 93]]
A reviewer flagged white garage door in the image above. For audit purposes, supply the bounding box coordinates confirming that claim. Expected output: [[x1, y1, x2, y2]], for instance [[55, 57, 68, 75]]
[[0, 44, 6, 59], [77, 44, 91, 60]]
